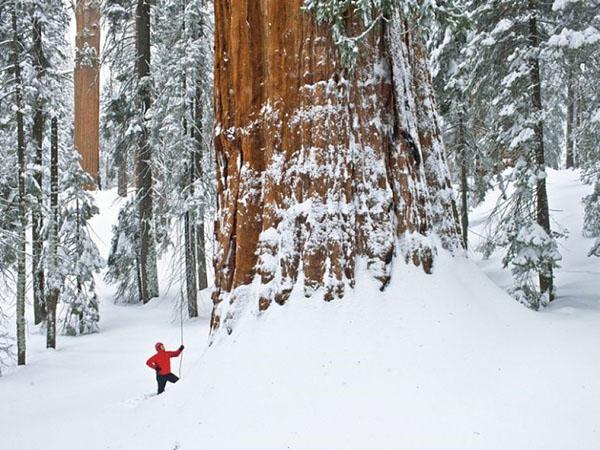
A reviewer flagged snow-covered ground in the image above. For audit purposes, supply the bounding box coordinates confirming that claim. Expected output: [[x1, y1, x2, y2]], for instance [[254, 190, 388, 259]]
[[2, 170, 599, 450]]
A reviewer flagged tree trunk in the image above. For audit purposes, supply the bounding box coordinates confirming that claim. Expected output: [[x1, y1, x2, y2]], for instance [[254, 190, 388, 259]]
[[565, 69, 574, 169], [31, 15, 46, 325], [193, 78, 208, 292], [211, 2, 460, 333], [574, 80, 582, 167], [117, 146, 128, 197], [528, 0, 554, 301], [458, 113, 469, 250], [135, 0, 158, 303], [74, 0, 101, 187], [47, 118, 60, 349], [184, 209, 198, 318], [12, 5, 27, 365]]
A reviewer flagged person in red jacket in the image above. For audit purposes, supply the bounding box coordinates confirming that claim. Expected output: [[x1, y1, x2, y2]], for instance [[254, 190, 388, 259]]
[[146, 342, 184, 394]]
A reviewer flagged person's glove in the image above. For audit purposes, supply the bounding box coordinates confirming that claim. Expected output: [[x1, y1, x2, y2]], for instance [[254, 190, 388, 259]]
[[155, 366, 161, 372], [179, 345, 184, 351]]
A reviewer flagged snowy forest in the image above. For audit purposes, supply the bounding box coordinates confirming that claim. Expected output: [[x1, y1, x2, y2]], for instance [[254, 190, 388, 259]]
[[1, 0, 599, 449]]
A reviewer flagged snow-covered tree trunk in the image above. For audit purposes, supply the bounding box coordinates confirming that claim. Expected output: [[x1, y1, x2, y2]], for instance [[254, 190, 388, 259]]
[[211, 2, 460, 333], [117, 150, 128, 197], [12, 5, 27, 365], [528, 0, 554, 301], [194, 78, 209, 292], [31, 15, 46, 325], [458, 113, 469, 250], [135, 0, 158, 303], [565, 69, 575, 169], [46, 118, 60, 349]]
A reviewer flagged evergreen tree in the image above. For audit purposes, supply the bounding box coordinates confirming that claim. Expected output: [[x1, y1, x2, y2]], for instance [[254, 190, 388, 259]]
[[548, 0, 600, 257], [547, 0, 600, 169], [103, 0, 214, 311], [465, 0, 561, 308], [57, 149, 103, 336]]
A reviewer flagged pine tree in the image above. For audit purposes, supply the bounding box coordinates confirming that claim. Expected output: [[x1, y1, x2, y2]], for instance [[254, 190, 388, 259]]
[[547, 0, 600, 169], [465, 0, 561, 308], [103, 0, 214, 311], [150, 0, 213, 316], [58, 149, 104, 336], [548, 0, 600, 258], [106, 200, 141, 303]]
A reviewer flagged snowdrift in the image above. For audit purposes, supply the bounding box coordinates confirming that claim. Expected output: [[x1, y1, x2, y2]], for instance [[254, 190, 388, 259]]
[[3, 171, 600, 450]]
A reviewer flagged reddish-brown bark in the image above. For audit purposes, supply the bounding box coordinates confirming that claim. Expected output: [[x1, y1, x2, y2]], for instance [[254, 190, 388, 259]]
[[74, 0, 101, 188], [212, 2, 459, 333]]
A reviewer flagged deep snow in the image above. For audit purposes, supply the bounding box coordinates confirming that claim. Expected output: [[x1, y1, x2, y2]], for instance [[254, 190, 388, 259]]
[[2, 170, 599, 450]]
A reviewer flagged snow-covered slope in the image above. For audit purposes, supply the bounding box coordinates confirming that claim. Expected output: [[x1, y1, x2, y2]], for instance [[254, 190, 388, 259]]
[[2, 171, 599, 450]]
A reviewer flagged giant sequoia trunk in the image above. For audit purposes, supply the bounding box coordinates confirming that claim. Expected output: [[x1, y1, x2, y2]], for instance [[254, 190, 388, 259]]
[[211, 2, 460, 333], [74, 0, 101, 186]]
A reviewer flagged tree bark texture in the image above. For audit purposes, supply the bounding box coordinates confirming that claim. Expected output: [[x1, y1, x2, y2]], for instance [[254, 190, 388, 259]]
[[193, 78, 209, 291], [185, 210, 199, 318], [31, 15, 47, 325], [74, 0, 101, 187], [528, 0, 554, 301], [12, 5, 27, 365], [117, 145, 128, 197], [211, 2, 460, 333], [565, 69, 574, 169], [46, 118, 60, 349], [135, 0, 159, 303], [458, 114, 469, 250]]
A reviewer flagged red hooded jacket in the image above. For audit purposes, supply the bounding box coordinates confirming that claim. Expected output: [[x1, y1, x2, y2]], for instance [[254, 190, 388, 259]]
[[146, 344, 182, 375]]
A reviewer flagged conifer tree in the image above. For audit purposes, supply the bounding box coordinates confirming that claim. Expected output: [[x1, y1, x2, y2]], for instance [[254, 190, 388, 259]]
[[465, 0, 561, 308]]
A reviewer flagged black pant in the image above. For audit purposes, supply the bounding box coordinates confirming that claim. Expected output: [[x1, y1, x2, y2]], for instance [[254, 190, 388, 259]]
[[156, 372, 179, 394]]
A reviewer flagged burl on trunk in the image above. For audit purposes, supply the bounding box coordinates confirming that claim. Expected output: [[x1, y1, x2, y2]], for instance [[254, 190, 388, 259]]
[[212, 1, 460, 333]]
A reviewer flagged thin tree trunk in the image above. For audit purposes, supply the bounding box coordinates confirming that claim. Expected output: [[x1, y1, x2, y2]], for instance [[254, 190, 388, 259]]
[[196, 218, 208, 291], [184, 210, 198, 317], [46, 118, 60, 349], [574, 80, 582, 167], [31, 15, 46, 325], [182, 54, 199, 318], [458, 113, 469, 250], [117, 146, 128, 197], [12, 5, 27, 365], [193, 78, 208, 291], [565, 69, 575, 169], [528, 0, 554, 301], [135, 0, 158, 303]]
